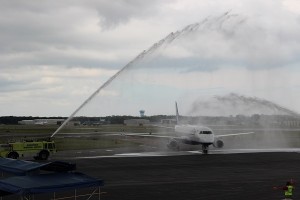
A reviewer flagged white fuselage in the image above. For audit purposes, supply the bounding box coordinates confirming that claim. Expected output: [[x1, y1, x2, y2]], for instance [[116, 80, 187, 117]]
[[174, 125, 215, 145]]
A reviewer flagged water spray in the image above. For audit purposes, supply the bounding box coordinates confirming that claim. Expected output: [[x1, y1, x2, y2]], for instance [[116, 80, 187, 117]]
[[189, 93, 300, 117], [50, 51, 144, 138], [49, 14, 226, 138]]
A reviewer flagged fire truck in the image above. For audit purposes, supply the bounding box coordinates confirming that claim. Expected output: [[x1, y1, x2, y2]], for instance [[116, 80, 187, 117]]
[[0, 140, 56, 160]]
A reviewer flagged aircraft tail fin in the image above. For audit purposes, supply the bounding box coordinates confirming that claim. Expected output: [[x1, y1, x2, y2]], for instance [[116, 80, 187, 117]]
[[175, 101, 179, 124]]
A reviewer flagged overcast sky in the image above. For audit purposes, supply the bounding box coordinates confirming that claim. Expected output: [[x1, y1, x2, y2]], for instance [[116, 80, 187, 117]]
[[1, 0, 300, 117]]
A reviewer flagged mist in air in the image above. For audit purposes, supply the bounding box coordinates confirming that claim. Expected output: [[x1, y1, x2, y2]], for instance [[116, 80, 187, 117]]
[[54, 12, 300, 149], [74, 12, 300, 117]]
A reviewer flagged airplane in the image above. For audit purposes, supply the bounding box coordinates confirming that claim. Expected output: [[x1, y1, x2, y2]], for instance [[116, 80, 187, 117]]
[[123, 102, 255, 154]]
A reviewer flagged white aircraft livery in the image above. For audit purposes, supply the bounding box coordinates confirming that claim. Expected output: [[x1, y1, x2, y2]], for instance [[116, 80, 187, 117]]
[[126, 102, 255, 154]]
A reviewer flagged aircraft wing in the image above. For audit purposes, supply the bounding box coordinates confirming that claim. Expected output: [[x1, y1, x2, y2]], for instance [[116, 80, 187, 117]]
[[121, 133, 179, 139], [151, 124, 174, 130], [215, 132, 255, 138]]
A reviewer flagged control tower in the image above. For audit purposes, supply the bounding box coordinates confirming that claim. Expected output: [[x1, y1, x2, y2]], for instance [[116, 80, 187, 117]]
[[139, 110, 145, 118]]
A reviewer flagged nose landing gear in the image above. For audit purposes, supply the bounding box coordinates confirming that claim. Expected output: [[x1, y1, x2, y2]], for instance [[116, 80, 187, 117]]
[[202, 145, 209, 154]]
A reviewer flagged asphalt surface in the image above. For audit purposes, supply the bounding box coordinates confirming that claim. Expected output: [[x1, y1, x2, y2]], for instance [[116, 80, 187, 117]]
[[2, 129, 300, 199], [2, 150, 300, 200], [67, 152, 300, 200]]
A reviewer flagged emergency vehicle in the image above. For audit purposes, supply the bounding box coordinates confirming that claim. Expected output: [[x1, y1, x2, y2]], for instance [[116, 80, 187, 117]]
[[0, 140, 56, 160]]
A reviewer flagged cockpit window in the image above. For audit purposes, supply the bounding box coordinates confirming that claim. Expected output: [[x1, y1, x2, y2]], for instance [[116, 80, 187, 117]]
[[200, 131, 212, 134]]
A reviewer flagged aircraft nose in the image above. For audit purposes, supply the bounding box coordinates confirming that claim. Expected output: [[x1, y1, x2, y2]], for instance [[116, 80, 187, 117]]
[[200, 135, 214, 143]]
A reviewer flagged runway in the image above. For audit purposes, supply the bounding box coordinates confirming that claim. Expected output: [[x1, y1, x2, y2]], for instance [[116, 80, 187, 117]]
[[3, 129, 300, 199], [53, 151, 300, 200], [52, 146, 300, 159]]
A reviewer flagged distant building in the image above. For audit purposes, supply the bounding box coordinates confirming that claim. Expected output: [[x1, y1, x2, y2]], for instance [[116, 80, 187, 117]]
[[18, 120, 35, 125], [139, 110, 145, 117], [35, 119, 64, 125], [281, 120, 300, 127], [82, 118, 110, 126], [161, 119, 177, 125], [57, 120, 81, 126], [124, 119, 150, 126], [18, 119, 80, 126]]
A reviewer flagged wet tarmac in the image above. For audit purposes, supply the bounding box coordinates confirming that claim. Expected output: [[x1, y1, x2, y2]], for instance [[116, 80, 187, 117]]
[[59, 151, 300, 200], [2, 147, 300, 200], [2, 129, 300, 199], [52, 145, 300, 159]]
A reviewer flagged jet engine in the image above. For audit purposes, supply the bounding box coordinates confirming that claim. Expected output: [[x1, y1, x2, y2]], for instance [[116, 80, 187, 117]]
[[167, 139, 180, 150], [213, 139, 224, 148]]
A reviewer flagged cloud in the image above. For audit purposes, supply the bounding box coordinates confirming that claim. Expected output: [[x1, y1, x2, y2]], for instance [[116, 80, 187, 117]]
[[1, 0, 300, 116], [128, 12, 300, 73], [86, 0, 170, 30], [283, 0, 300, 13], [0, 1, 169, 70], [0, 66, 117, 116]]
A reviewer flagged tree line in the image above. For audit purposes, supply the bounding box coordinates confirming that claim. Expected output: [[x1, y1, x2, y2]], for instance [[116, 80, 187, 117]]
[[0, 115, 172, 125]]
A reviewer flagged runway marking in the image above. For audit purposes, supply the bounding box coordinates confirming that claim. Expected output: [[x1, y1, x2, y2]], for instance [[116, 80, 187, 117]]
[[187, 151, 201, 154], [114, 153, 164, 157], [68, 148, 300, 159], [212, 148, 300, 154]]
